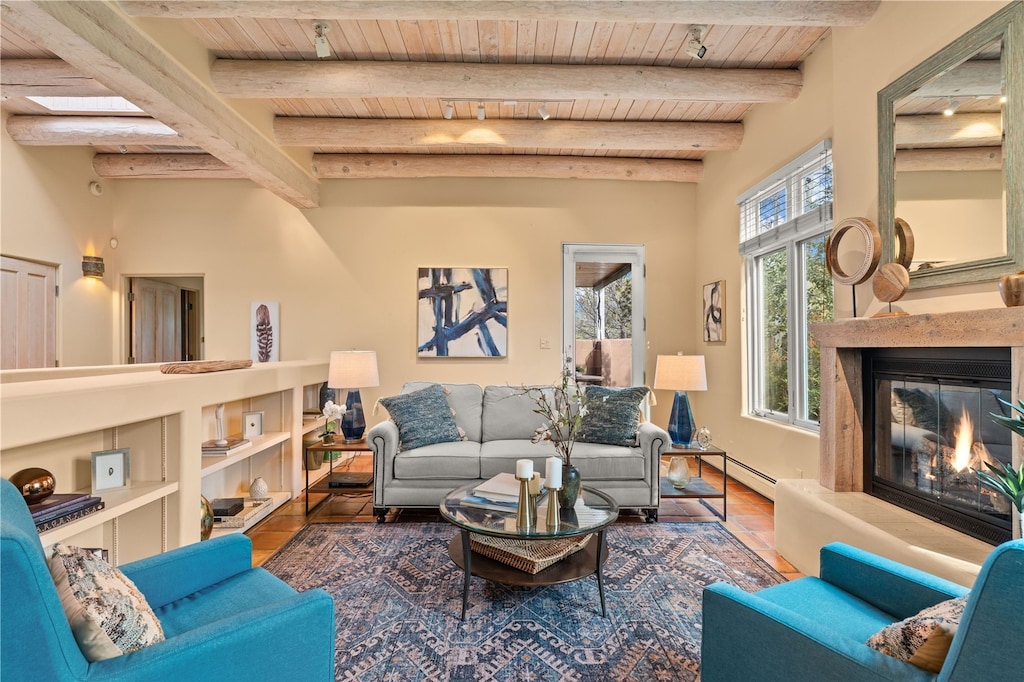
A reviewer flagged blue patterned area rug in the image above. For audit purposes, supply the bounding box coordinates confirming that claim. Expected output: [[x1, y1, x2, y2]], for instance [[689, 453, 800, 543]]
[[263, 522, 784, 681]]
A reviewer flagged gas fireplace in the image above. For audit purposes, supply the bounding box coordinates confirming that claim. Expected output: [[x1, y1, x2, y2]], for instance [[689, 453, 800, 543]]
[[865, 347, 1013, 545]]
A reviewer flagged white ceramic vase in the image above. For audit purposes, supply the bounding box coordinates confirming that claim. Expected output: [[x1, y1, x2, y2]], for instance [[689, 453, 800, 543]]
[[249, 476, 269, 501]]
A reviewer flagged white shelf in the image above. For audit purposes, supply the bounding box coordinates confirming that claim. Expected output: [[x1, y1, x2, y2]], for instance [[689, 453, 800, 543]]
[[302, 416, 327, 435], [209, 490, 290, 537], [39, 480, 180, 545], [200, 431, 290, 477]]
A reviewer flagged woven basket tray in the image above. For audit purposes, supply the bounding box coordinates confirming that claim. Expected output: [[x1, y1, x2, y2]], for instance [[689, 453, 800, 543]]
[[469, 533, 591, 574]]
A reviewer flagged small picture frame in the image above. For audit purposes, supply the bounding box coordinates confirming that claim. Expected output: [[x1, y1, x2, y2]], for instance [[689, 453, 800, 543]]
[[91, 448, 130, 493], [243, 411, 264, 439]]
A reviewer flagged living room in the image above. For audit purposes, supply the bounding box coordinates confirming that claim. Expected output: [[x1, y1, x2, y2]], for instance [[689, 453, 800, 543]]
[[2, 1, 1021, 680]]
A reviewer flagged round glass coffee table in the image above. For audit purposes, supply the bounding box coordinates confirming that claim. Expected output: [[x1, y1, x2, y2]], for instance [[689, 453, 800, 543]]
[[440, 482, 618, 620]]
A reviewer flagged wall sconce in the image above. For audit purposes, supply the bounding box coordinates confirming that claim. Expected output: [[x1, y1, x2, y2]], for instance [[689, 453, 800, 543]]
[[82, 255, 105, 279]]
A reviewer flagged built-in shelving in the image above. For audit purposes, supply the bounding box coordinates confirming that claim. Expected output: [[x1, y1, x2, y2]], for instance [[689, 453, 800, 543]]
[[201, 431, 290, 476], [209, 491, 290, 537], [39, 481, 180, 545]]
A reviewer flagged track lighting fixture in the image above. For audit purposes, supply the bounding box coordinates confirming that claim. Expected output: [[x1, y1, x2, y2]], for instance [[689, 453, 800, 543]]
[[943, 96, 960, 116], [313, 21, 331, 59], [538, 103, 551, 120], [443, 102, 454, 120], [477, 103, 486, 121], [685, 25, 707, 60]]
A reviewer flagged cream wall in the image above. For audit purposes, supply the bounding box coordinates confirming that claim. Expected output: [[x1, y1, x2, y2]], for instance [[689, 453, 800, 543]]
[[692, 1, 1010, 497]]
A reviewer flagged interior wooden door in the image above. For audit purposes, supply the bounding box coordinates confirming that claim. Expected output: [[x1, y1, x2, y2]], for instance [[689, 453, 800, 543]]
[[130, 277, 182, 363], [1, 255, 57, 369]]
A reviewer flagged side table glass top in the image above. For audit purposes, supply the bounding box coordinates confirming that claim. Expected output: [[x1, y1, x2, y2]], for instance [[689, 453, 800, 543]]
[[440, 482, 618, 539]]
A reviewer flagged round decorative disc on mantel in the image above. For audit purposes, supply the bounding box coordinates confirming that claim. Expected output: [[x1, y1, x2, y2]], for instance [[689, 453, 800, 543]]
[[894, 217, 915, 269], [873, 262, 910, 302], [825, 217, 882, 285]]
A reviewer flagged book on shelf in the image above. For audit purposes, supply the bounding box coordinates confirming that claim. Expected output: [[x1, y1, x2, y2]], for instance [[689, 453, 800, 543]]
[[201, 437, 250, 456], [210, 497, 244, 517], [35, 499, 105, 532], [29, 493, 92, 520], [213, 498, 272, 528], [31, 494, 100, 524]]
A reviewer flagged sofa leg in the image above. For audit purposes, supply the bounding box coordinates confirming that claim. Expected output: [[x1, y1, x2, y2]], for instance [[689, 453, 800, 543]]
[[645, 509, 658, 523], [374, 507, 388, 523]]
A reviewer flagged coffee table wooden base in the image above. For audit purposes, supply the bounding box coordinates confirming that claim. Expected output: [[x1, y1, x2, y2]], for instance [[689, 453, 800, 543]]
[[448, 529, 608, 620]]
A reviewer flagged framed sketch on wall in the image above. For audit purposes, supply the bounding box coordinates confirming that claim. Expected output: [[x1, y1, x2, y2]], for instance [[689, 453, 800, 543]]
[[703, 280, 725, 343], [417, 268, 508, 357], [251, 302, 279, 363]]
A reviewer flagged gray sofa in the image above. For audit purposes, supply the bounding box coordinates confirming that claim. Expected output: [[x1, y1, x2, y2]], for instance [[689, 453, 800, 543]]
[[368, 382, 669, 522]]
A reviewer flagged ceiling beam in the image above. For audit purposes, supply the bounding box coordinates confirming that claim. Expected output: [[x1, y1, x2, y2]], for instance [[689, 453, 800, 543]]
[[313, 154, 702, 182], [894, 113, 1003, 149], [94, 153, 244, 178], [276, 118, 742, 152], [118, 1, 881, 26], [6, 115, 183, 146], [895, 146, 1002, 173], [1, 59, 114, 97], [212, 61, 801, 103], [0, 1, 319, 208]]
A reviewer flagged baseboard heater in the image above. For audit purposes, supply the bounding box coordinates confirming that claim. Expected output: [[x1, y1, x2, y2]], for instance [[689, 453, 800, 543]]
[[724, 457, 777, 485]]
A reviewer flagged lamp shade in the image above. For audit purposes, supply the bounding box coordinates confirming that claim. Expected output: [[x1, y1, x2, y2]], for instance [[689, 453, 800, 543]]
[[653, 355, 707, 392], [327, 350, 380, 389]]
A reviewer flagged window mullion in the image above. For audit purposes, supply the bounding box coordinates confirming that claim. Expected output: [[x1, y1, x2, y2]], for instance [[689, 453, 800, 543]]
[[786, 242, 800, 420]]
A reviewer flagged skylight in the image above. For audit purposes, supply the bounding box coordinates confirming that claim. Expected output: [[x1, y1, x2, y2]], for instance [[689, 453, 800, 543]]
[[26, 96, 143, 113]]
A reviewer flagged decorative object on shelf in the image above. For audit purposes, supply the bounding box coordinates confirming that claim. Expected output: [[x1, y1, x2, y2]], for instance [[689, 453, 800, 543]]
[[998, 270, 1024, 307], [159, 359, 252, 374], [667, 457, 692, 489], [696, 425, 713, 450], [417, 267, 508, 357], [515, 459, 536, 532], [91, 448, 130, 493], [328, 350, 380, 442], [243, 411, 264, 439], [702, 280, 725, 342], [249, 476, 269, 502], [871, 262, 910, 318], [214, 403, 228, 446], [521, 363, 587, 509], [10, 467, 56, 504], [653, 354, 708, 446], [250, 301, 279, 363], [318, 382, 335, 411], [321, 400, 346, 444], [199, 495, 214, 541]]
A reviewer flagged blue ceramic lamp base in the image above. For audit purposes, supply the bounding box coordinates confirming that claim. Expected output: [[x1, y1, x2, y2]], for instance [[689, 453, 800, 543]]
[[340, 389, 366, 442], [667, 391, 696, 446]]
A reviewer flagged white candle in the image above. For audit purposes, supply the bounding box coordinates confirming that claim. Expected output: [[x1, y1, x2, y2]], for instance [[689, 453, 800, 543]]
[[546, 457, 562, 489], [516, 459, 533, 479]]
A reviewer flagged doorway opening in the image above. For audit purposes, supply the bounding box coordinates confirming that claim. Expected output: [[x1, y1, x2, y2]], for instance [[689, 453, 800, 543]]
[[127, 276, 203, 364]]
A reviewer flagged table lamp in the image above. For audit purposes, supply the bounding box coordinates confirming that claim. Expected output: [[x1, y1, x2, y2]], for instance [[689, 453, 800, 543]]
[[328, 350, 380, 442], [653, 354, 707, 446]]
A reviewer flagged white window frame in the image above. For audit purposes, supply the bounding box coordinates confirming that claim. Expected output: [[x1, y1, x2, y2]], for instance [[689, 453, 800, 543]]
[[739, 141, 833, 431]]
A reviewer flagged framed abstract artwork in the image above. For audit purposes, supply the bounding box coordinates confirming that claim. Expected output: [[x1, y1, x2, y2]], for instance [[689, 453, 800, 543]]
[[703, 280, 725, 343], [417, 268, 508, 357]]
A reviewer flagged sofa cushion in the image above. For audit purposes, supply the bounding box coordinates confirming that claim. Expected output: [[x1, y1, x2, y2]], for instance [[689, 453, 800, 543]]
[[394, 440, 483, 479], [578, 386, 649, 446], [866, 595, 967, 673], [479, 441, 645, 480], [403, 382, 483, 442], [48, 543, 165, 661], [379, 384, 462, 451], [481, 385, 551, 442], [479, 440, 560, 479]]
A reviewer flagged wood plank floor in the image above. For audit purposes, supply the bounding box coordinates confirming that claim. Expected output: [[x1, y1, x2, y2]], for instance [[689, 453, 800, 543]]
[[247, 454, 802, 581]]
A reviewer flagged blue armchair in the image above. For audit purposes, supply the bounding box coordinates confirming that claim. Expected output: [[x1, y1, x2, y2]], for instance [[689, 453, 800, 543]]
[[702, 540, 1024, 681], [0, 478, 336, 681]]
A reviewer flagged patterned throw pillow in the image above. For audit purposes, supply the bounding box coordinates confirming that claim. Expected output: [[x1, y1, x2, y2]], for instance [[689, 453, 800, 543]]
[[866, 595, 968, 673], [379, 383, 462, 451], [47, 543, 165, 661], [577, 386, 650, 446]]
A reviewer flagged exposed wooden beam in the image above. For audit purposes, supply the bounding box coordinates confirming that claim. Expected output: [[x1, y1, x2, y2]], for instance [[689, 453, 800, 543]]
[[895, 113, 1003, 149], [313, 154, 702, 182], [94, 153, 243, 178], [212, 61, 801, 103], [6, 115, 182, 146], [0, 1, 319, 208], [119, 1, 881, 26], [895, 146, 1002, 173], [913, 60, 1002, 98], [1, 59, 114, 97], [276, 118, 742, 152]]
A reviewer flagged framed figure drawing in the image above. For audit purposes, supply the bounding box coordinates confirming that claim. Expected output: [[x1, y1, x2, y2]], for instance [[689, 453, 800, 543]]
[[703, 280, 725, 342]]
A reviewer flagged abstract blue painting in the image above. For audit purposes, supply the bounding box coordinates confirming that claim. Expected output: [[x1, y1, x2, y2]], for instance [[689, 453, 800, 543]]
[[417, 268, 508, 357]]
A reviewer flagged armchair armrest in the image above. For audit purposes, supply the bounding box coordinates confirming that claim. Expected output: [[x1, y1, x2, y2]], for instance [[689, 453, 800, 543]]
[[120, 535, 253, 609], [819, 543, 968, 619], [702, 583, 933, 682], [637, 421, 669, 460]]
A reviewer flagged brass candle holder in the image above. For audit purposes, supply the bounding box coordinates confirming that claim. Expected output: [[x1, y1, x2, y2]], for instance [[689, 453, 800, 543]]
[[516, 474, 536, 532], [545, 486, 562, 532]]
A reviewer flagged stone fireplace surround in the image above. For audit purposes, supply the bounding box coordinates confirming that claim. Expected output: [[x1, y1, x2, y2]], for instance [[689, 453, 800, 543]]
[[775, 308, 1023, 586]]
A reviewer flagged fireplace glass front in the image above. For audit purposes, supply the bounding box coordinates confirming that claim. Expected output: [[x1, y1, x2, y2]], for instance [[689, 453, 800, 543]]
[[866, 347, 1012, 545]]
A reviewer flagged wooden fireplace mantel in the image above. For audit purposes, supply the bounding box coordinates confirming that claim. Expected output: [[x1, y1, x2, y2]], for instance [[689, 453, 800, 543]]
[[811, 307, 1024, 491]]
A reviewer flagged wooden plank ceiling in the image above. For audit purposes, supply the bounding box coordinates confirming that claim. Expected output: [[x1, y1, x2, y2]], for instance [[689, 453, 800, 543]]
[[0, 1, 886, 208]]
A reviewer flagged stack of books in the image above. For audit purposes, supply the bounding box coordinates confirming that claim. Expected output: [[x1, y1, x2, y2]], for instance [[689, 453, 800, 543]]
[[29, 493, 105, 532], [201, 438, 250, 457], [461, 472, 547, 512]]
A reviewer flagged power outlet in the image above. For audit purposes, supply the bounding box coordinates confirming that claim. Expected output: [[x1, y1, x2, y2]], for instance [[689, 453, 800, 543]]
[[539, 338, 551, 349]]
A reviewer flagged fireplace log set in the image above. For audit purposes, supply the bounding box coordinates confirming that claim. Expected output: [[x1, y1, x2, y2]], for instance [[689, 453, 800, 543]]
[[910, 435, 1010, 515]]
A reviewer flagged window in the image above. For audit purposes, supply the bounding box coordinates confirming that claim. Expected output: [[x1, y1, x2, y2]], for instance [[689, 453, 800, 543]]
[[739, 141, 834, 428]]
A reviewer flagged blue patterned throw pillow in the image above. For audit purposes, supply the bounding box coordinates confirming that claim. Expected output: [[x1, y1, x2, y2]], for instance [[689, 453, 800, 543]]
[[379, 384, 462, 451], [578, 386, 650, 446]]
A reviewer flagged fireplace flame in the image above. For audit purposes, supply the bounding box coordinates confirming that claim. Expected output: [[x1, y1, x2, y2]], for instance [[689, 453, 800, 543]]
[[952, 407, 974, 472]]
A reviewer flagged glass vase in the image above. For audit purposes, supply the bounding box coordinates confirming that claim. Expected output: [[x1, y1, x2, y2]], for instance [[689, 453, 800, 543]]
[[667, 457, 691, 489]]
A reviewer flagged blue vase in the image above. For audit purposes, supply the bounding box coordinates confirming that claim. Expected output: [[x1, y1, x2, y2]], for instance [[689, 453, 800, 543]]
[[340, 389, 366, 441], [319, 382, 335, 411], [557, 464, 581, 509]]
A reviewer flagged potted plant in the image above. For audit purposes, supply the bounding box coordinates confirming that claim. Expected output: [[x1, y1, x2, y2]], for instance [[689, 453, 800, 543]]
[[973, 397, 1024, 537]]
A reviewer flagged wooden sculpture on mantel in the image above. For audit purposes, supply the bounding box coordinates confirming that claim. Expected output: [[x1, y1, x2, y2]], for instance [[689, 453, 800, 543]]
[[871, 263, 910, 317], [825, 217, 881, 317]]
